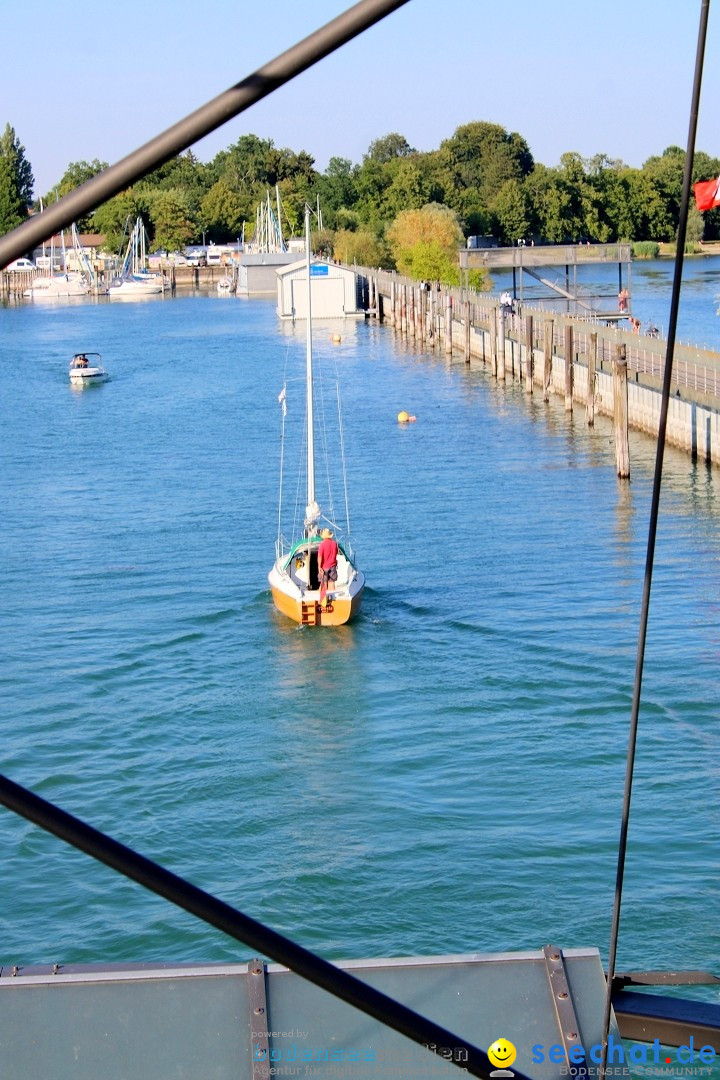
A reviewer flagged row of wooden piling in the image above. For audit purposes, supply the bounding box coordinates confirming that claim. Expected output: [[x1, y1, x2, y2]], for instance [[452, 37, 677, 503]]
[[368, 276, 631, 478]]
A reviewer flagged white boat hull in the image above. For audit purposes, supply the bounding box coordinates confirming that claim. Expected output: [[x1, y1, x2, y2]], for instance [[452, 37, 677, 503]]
[[269, 542, 365, 626], [25, 275, 90, 298], [69, 368, 108, 385], [108, 278, 163, 299]]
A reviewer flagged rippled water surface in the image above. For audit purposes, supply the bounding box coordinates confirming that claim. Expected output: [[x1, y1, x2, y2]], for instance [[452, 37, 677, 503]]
[[0, 291, 718, 990]]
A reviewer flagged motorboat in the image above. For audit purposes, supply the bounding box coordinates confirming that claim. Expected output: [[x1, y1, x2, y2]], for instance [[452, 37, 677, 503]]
[[69, 352, 108, 385]]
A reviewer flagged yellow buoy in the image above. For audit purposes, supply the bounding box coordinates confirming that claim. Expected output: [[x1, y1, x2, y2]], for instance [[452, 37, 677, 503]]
[[332, 333, 342, 343], [397, 411, 410, 423]]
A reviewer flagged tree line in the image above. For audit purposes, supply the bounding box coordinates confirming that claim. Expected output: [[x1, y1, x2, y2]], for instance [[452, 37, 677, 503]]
[[2, 119, 719, 285]]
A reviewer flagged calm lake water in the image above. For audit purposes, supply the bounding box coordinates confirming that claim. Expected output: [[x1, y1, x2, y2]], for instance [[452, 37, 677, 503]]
[[0, 276, 718, 1007]]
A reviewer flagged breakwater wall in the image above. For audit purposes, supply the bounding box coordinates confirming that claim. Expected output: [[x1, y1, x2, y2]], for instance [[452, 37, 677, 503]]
[[359, 269, 720, 469]]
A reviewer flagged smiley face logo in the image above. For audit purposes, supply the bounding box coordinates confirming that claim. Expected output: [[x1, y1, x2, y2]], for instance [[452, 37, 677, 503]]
[[488, 1039, 517, 1070]]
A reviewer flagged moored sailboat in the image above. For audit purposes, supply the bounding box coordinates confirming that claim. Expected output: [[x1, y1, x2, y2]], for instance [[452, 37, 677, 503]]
[[108, 217, 165, 299], [268, 207, 365, 627]]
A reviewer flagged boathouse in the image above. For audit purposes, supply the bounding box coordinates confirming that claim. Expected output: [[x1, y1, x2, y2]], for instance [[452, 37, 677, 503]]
[[276, 258, 363, 319], [236, 252, 303, 298]]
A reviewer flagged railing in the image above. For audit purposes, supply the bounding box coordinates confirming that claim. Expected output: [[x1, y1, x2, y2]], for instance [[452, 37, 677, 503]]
[[362, 267, 720, 404]]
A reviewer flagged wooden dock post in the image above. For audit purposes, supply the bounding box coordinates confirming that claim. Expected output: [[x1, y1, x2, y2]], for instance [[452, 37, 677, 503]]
[[389, 280, 396, 328], [586, 332, 597, 426], [543, 319, 553, 402], [613, 344, 630, 478], [489, 307, 498, 376], [524, 314, 534, 393], [445, 295, 453, 355], [564, 324, 574, 411], [409, 287, 416, 340], [464, 301, 471, 363], [401, 285, 407, 335], [497, 308, 506, 380]]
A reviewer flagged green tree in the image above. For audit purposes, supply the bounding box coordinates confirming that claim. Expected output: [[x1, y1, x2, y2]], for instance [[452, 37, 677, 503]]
[[93, 190, 149, 255], [315, 157, 358, 227], [148, 187, 196, 251], [438, 121, 533, 207], [45, 159, 109, 231], [332, 227, 389, 267], [686, 205, 705, 244], [383, 159, 434, 217], [364, 133, 415, 164], [0, 123, 34, 235], [492, 178, 532, 244], [386, 203, 467, 283], [200, 178, 246, 240]]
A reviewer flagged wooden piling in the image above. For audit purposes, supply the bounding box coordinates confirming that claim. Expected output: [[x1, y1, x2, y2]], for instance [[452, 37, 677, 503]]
[[497, 308, 506, 381], [489, 307, 498, 376], [564, 324, 574, 411], [464, 301, 471, 363], [524, 315, 534, 393], [401, 285, 407, 335], [409, 288, 416, 340], [390, 280, 396, 328], [586, 332, 597, 426], [613, 344, 630, 478], [445, 295, 453, 355], [543, 319, 553, 402]]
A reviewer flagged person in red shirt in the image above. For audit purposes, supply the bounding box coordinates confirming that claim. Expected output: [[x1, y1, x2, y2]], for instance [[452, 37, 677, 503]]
[[318, 527, 339, 605]]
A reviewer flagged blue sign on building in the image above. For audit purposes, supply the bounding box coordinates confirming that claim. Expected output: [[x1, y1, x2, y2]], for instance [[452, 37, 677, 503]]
[[310, 264, 329, 277]]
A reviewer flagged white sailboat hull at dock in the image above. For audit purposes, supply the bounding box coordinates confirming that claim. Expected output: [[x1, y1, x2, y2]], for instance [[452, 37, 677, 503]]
[[24, 274, 90, 298], [109, 218, 166, 299], [108, 275, 163, 299]]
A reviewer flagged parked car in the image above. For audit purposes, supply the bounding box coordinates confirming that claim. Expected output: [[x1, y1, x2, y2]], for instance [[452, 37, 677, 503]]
[[169, 253, 188, 266], [185, 252, 206, 267], [5, 258, 36, 272]]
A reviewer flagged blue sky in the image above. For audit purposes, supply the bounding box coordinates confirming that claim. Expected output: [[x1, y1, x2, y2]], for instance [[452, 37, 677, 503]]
[[5, 0, 719, 197]]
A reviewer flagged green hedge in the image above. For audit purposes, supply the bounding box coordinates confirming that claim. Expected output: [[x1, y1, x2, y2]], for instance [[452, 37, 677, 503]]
[[632, 241, 660, 259]]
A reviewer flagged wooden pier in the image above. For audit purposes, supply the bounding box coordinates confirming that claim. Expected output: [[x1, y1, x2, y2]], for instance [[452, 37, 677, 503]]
[[356, 266, 720, 470], [460, 243, 633, 317]]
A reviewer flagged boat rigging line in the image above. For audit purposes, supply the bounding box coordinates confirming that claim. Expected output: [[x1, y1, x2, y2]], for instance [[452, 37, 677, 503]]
[[600, 0, 712, 1073]]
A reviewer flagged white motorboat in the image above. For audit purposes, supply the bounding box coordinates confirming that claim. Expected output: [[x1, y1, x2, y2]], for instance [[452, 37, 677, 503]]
[[69, 352, 108, 385]]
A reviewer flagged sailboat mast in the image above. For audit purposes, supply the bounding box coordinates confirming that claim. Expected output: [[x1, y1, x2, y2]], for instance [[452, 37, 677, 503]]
[[305, 205, 315, 512]]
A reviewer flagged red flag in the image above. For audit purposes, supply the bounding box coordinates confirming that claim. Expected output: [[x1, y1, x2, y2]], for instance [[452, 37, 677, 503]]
[[694, 176, 720, 211]]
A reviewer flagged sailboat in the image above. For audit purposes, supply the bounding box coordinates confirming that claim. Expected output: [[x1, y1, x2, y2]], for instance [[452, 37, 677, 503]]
[[24, 223, 92, 299], [268, 207, 365, 627], [108, 217, 165, 299]]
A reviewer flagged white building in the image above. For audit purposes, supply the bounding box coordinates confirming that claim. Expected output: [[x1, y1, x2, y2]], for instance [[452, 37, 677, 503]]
[[276, 259, 364, 320]]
